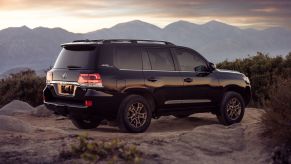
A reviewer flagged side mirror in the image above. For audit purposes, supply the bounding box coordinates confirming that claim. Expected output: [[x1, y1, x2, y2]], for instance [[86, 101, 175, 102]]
[[209, 62, 216, 71], [194, 65, 208, 72]]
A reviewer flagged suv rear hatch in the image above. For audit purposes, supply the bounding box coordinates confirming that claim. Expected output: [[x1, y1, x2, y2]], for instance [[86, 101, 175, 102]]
[[48, 44, 100, 96], [52, 44, 98, 81]]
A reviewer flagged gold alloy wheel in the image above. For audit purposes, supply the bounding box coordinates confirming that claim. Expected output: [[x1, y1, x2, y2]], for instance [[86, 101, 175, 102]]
[[226, 97, 242, 120], [127, 102, 147, 128]]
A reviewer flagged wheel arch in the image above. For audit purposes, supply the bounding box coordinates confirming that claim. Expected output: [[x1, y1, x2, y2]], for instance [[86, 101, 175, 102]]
[[224, 85, 251, 106], [122, 88, 156, 112]]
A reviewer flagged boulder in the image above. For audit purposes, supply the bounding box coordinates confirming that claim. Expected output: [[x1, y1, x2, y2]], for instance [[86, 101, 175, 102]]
[[0, 100, 36, 116], [32, 104, 53, 117], [0, 115, 34, 133]]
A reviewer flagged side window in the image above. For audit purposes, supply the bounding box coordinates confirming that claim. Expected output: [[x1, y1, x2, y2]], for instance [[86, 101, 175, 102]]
[[147, 48, 175, 71], [174, 48, 207, 72], [141, 49, 151, 70], [114, 46, 142, 70]]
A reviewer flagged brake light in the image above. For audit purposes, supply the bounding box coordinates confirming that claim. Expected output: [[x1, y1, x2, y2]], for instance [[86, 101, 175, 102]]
[[46, 71, 53, 83], [84, 100, 93, 107], [78, 73, 103, 87]]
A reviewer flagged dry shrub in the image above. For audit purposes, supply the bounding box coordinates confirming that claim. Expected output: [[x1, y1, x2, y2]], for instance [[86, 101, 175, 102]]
[[263, 78, 291, 144], [263, 78, 291, 163], [217, 52, 291, 106], [0, 70, 46, 108]]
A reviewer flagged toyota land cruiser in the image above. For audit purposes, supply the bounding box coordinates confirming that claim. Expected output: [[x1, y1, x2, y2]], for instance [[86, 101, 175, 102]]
[[43, 39, 251, 133]]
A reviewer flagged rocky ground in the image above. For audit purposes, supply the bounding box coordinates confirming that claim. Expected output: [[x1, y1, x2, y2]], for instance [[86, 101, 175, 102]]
[[0, 100, 272, 163]]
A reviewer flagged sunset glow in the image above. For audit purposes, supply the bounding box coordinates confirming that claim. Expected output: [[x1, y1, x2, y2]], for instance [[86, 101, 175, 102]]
[[0, 0, 290, 32]]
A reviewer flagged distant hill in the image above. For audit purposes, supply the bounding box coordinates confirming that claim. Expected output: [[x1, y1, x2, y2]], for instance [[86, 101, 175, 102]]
[[0, 20, 290, 74]]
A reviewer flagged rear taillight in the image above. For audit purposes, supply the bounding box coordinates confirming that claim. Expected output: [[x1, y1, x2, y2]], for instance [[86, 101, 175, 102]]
[[46, 71, 53, 83], [84, 100, 93, 107], [78, 73, 103, 87]]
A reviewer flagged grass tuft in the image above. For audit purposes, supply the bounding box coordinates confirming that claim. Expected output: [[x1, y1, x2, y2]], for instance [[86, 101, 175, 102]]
[[61, 134, 143, 163]]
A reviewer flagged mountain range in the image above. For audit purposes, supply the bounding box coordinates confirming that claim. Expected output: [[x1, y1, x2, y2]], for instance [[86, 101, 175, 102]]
[[0, 20, 290, 74]]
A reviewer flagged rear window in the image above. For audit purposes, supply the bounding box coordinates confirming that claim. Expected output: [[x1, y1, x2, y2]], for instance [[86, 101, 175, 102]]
[[53, 45, 98, 69]]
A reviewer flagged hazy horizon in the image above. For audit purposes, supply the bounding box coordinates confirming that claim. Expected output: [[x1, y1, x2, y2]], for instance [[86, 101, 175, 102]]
[[1, 19, 290, 34]]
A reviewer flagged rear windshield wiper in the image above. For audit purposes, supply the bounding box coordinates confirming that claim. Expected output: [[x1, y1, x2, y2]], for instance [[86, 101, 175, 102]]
[[67, 65, 82, 69]]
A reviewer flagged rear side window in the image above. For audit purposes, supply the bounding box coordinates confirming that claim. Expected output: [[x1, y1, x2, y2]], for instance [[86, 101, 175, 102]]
[[114, 46, 142, 70], [147, 48, 175, 71], [54, 45, 97, 69]]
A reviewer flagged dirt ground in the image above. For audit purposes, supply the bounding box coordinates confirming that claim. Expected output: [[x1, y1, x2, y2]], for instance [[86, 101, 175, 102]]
[[0, 104, 272, 164]]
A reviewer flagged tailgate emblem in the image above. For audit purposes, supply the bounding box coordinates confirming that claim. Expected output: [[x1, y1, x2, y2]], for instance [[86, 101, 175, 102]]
[[62, 73, 67, 79]]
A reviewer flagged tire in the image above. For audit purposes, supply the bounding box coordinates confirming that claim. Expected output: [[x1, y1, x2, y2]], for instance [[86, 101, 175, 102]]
[[173, 113, 192, 118], [71, 116, 103, 129], [118, 95, 152, 133], [216, 91, 245, 125]]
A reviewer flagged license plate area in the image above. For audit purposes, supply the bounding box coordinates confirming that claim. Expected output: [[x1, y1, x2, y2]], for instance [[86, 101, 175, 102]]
[[57, 83, 76, 96]]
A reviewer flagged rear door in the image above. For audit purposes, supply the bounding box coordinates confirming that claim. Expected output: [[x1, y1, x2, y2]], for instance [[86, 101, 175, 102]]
[[113, 45, 144, 92], [141, 47, 183, 109]]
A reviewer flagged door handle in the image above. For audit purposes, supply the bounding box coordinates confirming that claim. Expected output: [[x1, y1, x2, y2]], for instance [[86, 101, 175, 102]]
[[184, 78, 193, 83], [147, 77, 158, 82]]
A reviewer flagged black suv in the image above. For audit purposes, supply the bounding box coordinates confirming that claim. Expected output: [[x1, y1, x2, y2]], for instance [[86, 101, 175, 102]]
[[44, 39, 251, 133]]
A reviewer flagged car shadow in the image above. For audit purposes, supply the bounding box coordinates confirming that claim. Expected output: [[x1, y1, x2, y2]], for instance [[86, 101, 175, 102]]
[[147, 116, 218, 133], [84, 114, 219, 134]]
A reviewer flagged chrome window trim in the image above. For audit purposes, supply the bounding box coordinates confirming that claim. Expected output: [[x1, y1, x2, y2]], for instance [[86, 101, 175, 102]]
[[119, 68, 197, 73], [164, 99, 211, 104]]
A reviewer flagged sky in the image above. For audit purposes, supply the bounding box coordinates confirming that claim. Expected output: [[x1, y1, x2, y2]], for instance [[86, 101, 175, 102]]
[[0, 0, 290, 33]]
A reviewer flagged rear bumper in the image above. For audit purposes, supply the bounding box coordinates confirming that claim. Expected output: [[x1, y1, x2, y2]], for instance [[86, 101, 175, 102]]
[[44, 101, 88, 116], [43, 84, 123, 118]]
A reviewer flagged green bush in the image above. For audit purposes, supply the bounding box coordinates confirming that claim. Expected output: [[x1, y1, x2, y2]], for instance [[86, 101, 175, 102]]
[[61, 134, 143, 163], [0, 70, 46, 108], [217, 52, 291, 106]]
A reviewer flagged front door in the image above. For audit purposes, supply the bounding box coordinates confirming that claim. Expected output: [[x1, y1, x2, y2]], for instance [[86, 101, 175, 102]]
[[172, 48, 220, 109]]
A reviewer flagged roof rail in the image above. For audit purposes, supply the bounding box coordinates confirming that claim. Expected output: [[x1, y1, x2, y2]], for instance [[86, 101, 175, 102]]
[[72, 39, 91, 42], [102, 39, 175, 45], [71, 39, 175, 45], [72, 39, 106, 43]]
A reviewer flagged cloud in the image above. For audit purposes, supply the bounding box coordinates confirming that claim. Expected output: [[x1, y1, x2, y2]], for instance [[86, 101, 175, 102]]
[[0, 0, 290, 31]]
